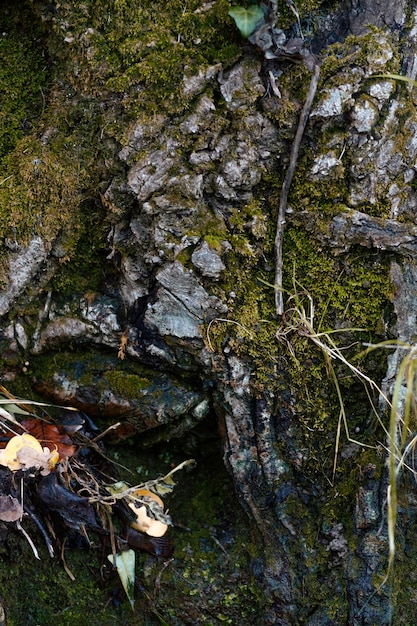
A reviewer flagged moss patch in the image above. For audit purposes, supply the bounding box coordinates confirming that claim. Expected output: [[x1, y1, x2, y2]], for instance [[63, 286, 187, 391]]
[[0, 3, 49, 159], [47, 0, 241, 119]]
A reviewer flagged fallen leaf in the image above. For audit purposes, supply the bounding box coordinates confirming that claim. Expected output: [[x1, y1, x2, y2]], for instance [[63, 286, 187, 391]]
[[37, 472, 98, 529], [108, 550, 135, 609], [16, 443, 59, 475], [126, 527, 174, 557], [0, 432, 60, 474], [0, 433, 46, 472], [21, 418, 76, 459], [0, 495, 23, 522], [228, 5, 264, 38]]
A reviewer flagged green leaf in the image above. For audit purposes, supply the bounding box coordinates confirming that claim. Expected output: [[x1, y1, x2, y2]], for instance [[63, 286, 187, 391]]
[[228, 5, 264, 38], [0, 402, 32, 416], [108, 550, 136, 609], [105, 480, 130, 495]]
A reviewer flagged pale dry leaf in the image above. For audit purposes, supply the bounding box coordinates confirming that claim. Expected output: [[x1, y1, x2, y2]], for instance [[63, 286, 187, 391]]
[[0, 495, 23, 522]]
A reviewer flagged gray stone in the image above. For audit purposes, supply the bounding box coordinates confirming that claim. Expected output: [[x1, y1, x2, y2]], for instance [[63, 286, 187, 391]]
[[144, 262, 227, 338], [0, 237, 47, 316], [191, 241, 225, 278], [351, 97, 379, 133], [219, 58, 264, 110]]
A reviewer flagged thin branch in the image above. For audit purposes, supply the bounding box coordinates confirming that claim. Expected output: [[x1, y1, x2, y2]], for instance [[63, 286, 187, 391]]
[[23, 504, 54, 558], [16, 520, 40, 560], [274, 63, 320, 316]]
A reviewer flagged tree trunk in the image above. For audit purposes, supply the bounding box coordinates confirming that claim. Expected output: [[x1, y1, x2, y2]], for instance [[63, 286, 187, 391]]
[[1, 0, 417, 623]]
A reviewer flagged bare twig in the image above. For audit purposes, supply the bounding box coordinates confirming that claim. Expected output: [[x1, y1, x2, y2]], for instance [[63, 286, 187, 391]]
[[61, 537, 76, 580], [16, 520, 40, 560], [154, 557, 174, 595], [274, 63, 320, 316], [23, 504, 54, 557], [88, 422, 121, 445]]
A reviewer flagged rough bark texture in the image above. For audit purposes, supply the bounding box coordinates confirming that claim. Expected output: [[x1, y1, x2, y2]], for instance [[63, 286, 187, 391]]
[[2, 0, 417, 624]]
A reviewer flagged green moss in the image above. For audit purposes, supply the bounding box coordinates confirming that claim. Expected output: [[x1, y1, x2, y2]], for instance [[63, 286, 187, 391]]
[[51, 0, 241, 118], [26, 350, 157, 396], [320, 30, 401, 83], [129, 435, 269, 625], [283, 228, 392, 329], [203, 235, 224, 253], [390, 478, 417, 624], [50, 201, 115, 296], [0, 424, 267, 626], [0, 3, 49, 159], [0, 85, 114, 292], [104, 370, 153, 398], [0, 1, 406, 619], [0, 0, 246, 296]]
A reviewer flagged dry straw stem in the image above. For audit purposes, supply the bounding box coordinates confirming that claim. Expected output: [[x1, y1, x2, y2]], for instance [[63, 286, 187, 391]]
[[358, 338, 417, 591], [385, 345, 417, 576], [205, 318, 253, 352], [277, 286, 390, 486], [274, 62, 320, 316], [280, 289, 415, 599]]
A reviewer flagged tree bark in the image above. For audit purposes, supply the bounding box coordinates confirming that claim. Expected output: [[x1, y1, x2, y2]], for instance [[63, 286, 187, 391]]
[[1, 0, 417, 623]]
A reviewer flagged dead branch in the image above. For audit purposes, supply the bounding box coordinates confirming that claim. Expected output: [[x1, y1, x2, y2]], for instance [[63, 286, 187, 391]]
[[274, 63, 320, 316]]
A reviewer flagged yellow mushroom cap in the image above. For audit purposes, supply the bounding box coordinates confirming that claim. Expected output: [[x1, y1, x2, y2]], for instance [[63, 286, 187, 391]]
[[128, 489, 168, 537], [0, 433, 43, 472], [131, 488, 163, 507]]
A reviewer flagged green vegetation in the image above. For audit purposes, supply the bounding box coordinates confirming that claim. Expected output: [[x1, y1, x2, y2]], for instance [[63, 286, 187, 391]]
[[0, 0, 242, 289], [51, 0, 241, 119], [0, 4, 49, 159], [0, 0, 413, 621], [0, 425, 266, 626], [228, 5, 264, 38]]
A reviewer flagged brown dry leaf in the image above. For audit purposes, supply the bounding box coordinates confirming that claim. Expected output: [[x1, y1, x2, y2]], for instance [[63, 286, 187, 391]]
[[21, 418, 76, 460], [0, 495, 23, 522], [16, 444, 59, 475]]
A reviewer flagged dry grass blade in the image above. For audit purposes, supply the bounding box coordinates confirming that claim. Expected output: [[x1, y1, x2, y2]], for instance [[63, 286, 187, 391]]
[[384, 347, 417, 578], [278, 285, 391, 486], [205, 318, 253, 352]]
